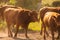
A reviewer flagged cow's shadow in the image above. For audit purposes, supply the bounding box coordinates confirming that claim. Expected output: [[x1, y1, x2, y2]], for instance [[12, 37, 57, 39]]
[[13, 37, 34, 40], [12, 28, 39, 34], [11, 29, 38, 40], [0, 37, 34, 40]]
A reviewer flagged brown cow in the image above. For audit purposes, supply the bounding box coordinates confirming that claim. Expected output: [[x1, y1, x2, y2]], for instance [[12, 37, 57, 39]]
[[4, 8, 39, 38], [39, 7, 60, 35], [43, 12, 60, 40]]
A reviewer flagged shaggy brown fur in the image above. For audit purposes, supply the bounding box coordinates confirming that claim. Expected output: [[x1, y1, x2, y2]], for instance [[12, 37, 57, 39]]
[[39, 7, 60, 36], [43, 12, 60, 40], [39, 7, 60, 21], [4, 8, 39, 38]]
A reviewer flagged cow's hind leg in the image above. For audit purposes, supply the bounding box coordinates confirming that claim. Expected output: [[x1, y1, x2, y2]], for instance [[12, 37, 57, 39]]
[[7, 23, 13, 37], [40, 22, 49, 36], [51, 29, 55, 40], [14, 24, 19, 37], [40, 23, 43, 35], [44, 24, 46, 40], [56, 28, 60, 40], [57, 32, 60, 40]]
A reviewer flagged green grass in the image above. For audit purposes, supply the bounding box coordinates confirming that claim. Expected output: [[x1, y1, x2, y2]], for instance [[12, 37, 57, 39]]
[[29, 22, 40, 31], [28, 20, 42, 31]]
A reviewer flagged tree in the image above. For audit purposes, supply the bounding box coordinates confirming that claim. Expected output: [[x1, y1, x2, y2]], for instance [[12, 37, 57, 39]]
[[52, 1, 60, 7]]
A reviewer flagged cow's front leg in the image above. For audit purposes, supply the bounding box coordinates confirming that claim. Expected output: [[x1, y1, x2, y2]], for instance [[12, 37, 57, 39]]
[[24, 25, 29, 38]]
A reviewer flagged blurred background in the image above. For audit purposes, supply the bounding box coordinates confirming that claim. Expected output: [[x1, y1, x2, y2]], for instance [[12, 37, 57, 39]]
[[0, 0, 60, 31], [0, 0, 60, 11]]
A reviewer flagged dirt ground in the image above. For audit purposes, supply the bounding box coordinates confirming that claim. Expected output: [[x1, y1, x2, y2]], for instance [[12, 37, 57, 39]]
[[0, 28, 59, 40]]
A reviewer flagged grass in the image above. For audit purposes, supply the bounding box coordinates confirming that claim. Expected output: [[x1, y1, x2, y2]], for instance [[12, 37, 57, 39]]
[[29, 20, 42, 31], [29, 22, 40, 31]]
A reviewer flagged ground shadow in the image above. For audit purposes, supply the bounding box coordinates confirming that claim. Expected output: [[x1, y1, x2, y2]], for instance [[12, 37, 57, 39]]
[[13, 37, 34, 40], [0, 37, 34, 40], [12, 29, 40, 34]]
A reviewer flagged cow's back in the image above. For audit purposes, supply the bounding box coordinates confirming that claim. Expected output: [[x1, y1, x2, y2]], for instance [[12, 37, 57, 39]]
[[16, 9, 31, 25], [4, 8, 22, 24], [39, 7, 60, 21]]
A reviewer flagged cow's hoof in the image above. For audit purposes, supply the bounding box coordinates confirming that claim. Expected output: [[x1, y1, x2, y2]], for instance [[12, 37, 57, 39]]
[[40, 32, 42, 35], [46, 33, 49, 37], [8, 35, 13, 37], [14, 35, 17, 38], [56, 36, 59, 40], [26, 36, 29, 38]]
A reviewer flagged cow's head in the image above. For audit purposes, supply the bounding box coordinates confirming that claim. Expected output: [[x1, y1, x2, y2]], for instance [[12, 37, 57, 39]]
[[19, 10, 39, 22], [30, 11, 39, 22]]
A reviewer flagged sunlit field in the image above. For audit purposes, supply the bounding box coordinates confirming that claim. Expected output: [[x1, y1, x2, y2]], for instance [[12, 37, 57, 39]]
[[29, 20, 42, 31]]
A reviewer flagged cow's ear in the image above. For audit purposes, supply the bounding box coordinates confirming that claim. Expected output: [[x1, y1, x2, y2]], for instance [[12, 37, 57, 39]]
[[52, 16, 56, 21], [31, 11, 38, 15], [28, 12, 31, 16], [57, 14, 60, 18], [24, 11, 31, 16], [57, 14, 60, 20]]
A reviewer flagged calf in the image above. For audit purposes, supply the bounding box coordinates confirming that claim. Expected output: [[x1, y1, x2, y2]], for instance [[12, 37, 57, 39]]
[[4, 8, 39, 38]]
